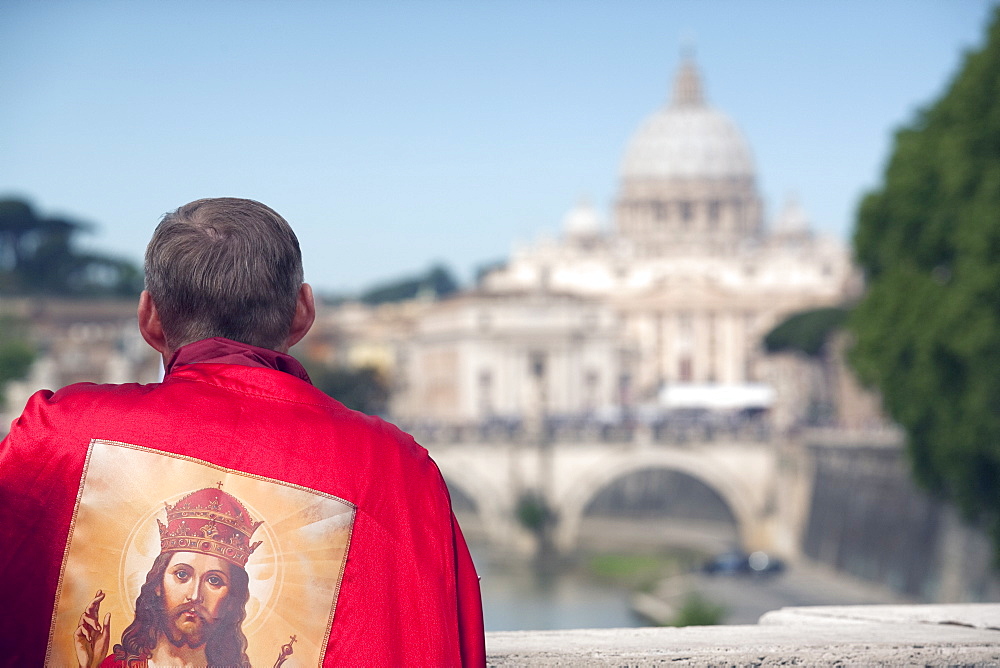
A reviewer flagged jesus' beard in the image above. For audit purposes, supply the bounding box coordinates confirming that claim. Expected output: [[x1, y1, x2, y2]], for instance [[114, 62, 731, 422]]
[[160, 602, 220, 649]]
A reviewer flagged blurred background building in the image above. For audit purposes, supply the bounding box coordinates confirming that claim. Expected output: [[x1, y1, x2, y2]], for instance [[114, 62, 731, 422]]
[[310, 56, 864, 433]]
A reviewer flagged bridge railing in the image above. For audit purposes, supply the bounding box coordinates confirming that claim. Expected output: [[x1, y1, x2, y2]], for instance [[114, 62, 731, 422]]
[[394, 413, 773, 446]]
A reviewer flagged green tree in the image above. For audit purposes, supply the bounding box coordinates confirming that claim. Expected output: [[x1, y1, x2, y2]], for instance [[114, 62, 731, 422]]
[[307, 363, 390, 416], [668, 593, 726, 627], [0, 316, 35, 408], [0, 199, 36, 275], [849, 8, 1000, 554], [0, 197, 142, 297], [359, 264, 459, 305], [764, 307, 850, 358]]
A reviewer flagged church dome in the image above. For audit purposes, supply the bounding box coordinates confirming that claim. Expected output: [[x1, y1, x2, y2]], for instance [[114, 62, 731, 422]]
[[620, 58, 755, 181]]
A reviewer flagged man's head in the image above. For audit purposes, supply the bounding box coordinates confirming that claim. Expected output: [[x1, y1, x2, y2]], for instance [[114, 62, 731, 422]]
[[141, 197, 313, 354]]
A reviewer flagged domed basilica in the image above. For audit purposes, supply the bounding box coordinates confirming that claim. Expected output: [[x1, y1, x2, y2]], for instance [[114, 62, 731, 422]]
[[388, 56, 859, 426]]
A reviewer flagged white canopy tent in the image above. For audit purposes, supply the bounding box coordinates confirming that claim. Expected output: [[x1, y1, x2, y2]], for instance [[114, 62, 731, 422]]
[[658, 383, 776, 411]]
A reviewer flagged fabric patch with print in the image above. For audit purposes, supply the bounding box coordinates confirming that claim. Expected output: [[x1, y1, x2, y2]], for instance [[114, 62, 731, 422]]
[[46, 439, 354, 667]]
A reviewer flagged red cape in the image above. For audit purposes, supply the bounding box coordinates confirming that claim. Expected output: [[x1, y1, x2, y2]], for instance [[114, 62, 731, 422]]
[[1, 338, 485, 666]]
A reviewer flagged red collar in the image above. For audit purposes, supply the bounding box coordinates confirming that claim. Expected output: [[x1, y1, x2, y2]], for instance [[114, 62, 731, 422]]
[[164, 337, 311, 383]]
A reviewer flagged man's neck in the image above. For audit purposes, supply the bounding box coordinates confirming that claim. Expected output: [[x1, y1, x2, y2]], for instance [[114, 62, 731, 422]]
[[163, 336, 311, 382], [148, 637, 209, 668]]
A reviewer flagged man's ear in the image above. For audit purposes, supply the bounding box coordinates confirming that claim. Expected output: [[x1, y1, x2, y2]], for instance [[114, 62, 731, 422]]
[[284, 283, 316, 351], [138, 290, 169, 355]]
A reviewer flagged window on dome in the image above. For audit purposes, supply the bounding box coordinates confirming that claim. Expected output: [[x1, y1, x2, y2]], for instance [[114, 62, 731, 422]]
[[708, 200, 721, 229], [653, 201, 666, 221], [731, 199, 744, 229], [680, 201, 693, 226]]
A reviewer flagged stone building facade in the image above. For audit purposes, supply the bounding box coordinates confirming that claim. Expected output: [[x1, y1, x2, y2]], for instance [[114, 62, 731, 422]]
[[386, 56, 859, 426], [391, 291, 621, 424]]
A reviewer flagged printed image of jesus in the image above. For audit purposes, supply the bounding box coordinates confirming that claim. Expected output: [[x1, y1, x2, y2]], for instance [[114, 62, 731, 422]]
[[47, 440, 354, 668], [74, 485, 263, 668]]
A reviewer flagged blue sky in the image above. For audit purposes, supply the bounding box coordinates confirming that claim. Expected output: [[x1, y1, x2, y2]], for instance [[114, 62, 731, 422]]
[[1, 1, 995, 294]]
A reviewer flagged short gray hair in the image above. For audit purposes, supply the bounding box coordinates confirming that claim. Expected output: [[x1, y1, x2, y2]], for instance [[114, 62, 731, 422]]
[[145, 198, 304, 351]]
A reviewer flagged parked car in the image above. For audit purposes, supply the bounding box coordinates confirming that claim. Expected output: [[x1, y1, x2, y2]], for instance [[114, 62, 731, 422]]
[[702, 550, 785, 576]]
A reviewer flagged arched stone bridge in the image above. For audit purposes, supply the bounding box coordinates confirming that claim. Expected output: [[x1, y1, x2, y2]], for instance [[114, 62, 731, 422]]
[[427, 437, 808, 557]]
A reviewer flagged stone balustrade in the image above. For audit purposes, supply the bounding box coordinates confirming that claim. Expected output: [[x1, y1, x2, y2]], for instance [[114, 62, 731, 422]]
[[485, 604, 1000, 666]]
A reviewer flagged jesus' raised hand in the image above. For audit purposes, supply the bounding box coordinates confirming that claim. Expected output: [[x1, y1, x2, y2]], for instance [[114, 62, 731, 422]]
[[74, 589, 111, 668]]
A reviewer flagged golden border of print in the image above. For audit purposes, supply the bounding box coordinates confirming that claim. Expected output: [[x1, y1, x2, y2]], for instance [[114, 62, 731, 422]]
[[46, 439, 355, 667]]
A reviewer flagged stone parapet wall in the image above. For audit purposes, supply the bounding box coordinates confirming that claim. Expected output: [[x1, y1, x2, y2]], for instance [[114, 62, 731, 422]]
[[802, 436, 1000, 602], [486, 604, 1000, 666]]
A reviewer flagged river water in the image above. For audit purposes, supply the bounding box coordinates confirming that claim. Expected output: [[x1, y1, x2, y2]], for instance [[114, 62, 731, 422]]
[[471, 544, 910, 631], [472, 547, 645, 632]]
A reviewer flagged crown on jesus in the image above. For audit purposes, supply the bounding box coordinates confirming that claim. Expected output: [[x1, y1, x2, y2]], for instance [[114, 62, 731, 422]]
[[157, 485, 263, 568]]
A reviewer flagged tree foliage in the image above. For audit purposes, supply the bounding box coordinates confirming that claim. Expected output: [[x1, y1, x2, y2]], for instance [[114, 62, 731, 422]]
[[764, 307, 850, 358], [358, 264, 459, 305], [668, 593, 726, 628], [849, 8, 1000, 552], [0, 339, 33, 386], [0, 197, 142, 297], [514, 491, 553, 533], [0, 316, 35, 407], [307, 363, 390, 416]]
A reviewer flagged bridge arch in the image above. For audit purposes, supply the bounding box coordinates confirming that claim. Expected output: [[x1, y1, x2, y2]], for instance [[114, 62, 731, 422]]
[[435, 456, 511, 545], [555, 449, 764, 553]]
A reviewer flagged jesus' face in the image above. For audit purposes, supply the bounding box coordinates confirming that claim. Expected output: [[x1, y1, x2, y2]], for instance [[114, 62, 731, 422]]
[[156, 551, 232, 648]]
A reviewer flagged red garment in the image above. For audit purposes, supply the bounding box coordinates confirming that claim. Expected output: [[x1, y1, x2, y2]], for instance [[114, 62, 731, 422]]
[[1, 338, 486, 666], [99, 657, 145, 668]]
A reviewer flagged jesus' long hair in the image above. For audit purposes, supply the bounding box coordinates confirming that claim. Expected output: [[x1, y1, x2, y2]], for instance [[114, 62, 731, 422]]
[[113, 551, 252, 667]]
